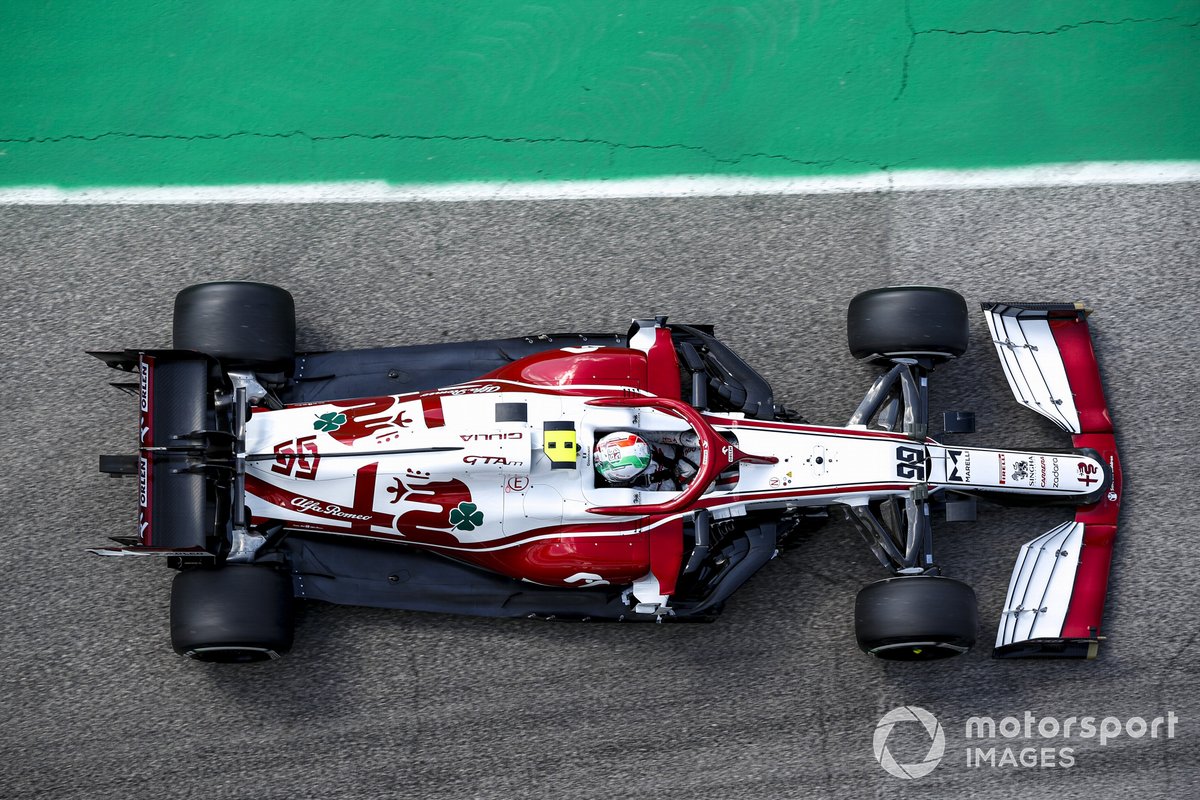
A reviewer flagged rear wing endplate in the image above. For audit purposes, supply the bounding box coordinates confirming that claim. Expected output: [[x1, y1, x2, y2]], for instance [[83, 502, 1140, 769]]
[[91, 350, 217, 552]]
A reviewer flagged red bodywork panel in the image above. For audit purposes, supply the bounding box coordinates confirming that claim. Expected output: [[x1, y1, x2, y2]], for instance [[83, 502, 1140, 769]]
[[482, 341, 682, 400], [466, 534, 651, 588], [644, 328, 682, 400], [483, 347, 650, 390], [460, 518, 684, 594]]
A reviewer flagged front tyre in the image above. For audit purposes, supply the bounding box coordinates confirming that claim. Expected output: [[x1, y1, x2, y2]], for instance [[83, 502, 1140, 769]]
[[170, 566, 294, 663], [173, 281, 296, 368], [854, 575, 977, 661], [847, 286, 969, 364]]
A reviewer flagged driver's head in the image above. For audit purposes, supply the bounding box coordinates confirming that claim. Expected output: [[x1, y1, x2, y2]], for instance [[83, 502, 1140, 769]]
[[594, 431, 651, 484]]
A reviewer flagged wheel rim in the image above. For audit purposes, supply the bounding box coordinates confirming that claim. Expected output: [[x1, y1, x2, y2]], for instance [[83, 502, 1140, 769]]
[[868, 641, 970, 661], [186, 645, 280, 663]]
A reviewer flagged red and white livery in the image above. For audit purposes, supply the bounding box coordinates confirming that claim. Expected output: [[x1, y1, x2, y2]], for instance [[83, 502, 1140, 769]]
[[91, 283, 1121, 663]]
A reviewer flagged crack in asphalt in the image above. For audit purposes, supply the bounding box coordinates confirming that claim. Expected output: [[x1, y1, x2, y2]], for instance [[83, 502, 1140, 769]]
[[923, 16, 1190, 37], [0, 129, 899, 172], [895, 9, 1200, 100], [895, 0, 919, 101]]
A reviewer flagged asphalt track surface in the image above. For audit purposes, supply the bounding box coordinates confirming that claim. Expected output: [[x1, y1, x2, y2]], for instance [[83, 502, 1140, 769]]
[[2, 183, 1198, 799]]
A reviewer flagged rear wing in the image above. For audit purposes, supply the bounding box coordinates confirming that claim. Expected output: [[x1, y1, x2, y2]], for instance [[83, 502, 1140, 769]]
[[90, 351, 221, 555], [983, 303, 1122, 658]]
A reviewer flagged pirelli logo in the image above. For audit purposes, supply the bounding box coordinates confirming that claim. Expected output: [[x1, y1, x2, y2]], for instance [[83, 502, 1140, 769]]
[[543, 421, 577, 470]]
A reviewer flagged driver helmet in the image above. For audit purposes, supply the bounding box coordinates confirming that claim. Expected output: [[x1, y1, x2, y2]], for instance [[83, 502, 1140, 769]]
[[594, 432, 652, 484]]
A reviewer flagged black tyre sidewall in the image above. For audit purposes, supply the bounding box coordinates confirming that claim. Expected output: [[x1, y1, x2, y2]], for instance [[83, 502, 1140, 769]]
[[854, 575, 977, 660], [847, 286, 970, 362], [170, 566, 294, 662], [173, 281, 296, 367]]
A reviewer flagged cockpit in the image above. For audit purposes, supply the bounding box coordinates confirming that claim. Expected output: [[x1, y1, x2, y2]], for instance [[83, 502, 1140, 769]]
[[577, 400, 742, 509]]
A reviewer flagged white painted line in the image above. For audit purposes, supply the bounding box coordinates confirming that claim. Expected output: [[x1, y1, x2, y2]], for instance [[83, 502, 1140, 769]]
[[1, 161, 1198, 204]]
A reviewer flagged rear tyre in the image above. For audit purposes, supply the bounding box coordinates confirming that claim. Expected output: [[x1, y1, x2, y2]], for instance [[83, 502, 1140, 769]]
[[854, 575, 977, 661], [170, 566, 294, 662], [847, 286, 969, 364], [173, 281, 295, 368]]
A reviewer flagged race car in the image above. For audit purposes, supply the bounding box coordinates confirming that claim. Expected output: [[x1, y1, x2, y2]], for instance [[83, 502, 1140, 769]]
[[90, 282, 1121, 663]]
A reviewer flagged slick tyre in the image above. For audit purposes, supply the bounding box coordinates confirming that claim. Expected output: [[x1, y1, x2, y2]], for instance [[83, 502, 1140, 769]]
[[173, 281, 296, 368], [854, 575, 977, 661], [170, 566, 294, 663], [847, 286, 969, 363]]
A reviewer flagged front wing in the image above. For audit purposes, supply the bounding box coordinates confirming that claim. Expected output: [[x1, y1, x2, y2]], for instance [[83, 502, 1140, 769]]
[[984, 302, 1122, 658]]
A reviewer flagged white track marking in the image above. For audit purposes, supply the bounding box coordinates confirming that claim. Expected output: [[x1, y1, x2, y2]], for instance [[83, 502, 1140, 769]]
[[1, 162, 1198, 205]]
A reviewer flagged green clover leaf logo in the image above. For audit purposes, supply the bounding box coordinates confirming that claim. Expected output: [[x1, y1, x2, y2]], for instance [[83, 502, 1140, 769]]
[[314, 411, 348, 432], [448, 501, 485, 531]]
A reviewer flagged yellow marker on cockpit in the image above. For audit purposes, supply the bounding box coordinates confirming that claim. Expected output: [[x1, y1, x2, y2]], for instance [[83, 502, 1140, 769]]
[[543, 421, 577, 469]]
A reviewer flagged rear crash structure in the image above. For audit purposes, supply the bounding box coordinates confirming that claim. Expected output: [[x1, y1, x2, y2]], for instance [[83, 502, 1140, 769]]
[[90, 283, 1120, 663]]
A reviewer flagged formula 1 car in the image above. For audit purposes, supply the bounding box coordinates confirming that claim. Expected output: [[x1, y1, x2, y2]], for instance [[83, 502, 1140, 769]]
[[90, 282, 1121, 663]]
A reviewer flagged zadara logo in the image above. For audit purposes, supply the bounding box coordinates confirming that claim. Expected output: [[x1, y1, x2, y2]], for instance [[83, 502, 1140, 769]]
[[873, 706, 945, 779]]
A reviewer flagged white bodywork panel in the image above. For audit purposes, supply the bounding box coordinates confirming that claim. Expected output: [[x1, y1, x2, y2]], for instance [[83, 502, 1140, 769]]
[[984, 305, 1081, 433], [718, 424, 914, 501], [996, 521, 1084, 647], [244, 389, 616, 545], [926, 445, 1103, 497], [242, 384, 1102, 550], [240, 387, 921, 549]]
